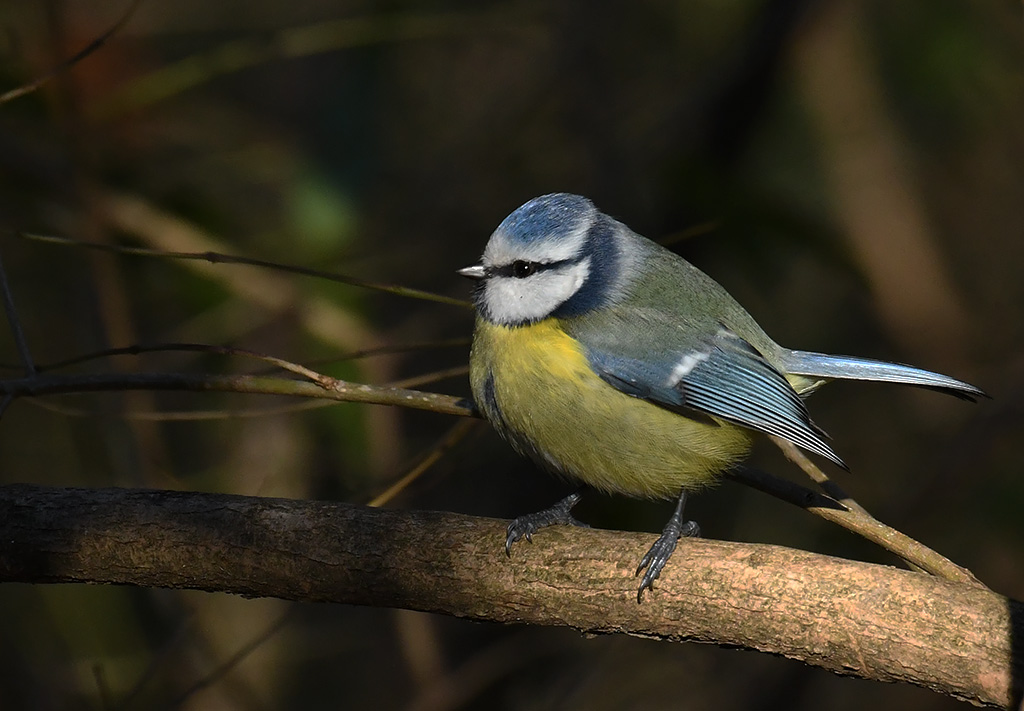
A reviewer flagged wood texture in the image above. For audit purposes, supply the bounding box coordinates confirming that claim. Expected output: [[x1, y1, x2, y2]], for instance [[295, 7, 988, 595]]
[[0, 484, 1020, 708]]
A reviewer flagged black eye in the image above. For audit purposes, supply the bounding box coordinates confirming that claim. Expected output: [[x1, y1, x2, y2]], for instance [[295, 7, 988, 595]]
[[511, 260, 535, 278]]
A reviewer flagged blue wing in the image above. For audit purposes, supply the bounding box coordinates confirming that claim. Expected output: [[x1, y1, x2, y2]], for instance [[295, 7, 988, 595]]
[[583, 327, 847, 469]]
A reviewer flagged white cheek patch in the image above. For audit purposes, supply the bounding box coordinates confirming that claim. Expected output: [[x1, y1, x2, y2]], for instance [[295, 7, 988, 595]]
[[483, 258, 591, 325], [666, 351, 709, 387]]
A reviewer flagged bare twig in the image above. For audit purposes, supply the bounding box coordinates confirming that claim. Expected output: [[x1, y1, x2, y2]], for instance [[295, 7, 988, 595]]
[[388, 365, 470, 390], [0, 250, 36, 374], [89, 10, 534, 118], [115, 613, 198, 710], [1, 338, 470, 373], [92, 663, 114, 711], [18, 230, 470, 308], [0, 0, 143, 106], [319, 338, 471, 363], [658, 220, 720, 248], [24, 390, 338, 421], [406, 630, 580, 711], [770, 435, 932, 574], [165, 609, 295, 711], [8, 340, 468, 421], [770, 435, 870, 514], [727, 467, 980, 586], [23, 364, 467, 421], [369, 419, 479, 507], [0, 371, 474, 417]]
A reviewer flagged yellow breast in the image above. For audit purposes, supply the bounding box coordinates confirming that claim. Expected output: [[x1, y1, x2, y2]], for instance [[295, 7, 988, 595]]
[[469, 317, 752, 499]]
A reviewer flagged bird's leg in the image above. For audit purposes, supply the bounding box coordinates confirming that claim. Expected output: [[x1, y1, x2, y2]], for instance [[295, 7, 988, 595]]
[[505, 490, 589, 555], [635, 489, 700, 602]]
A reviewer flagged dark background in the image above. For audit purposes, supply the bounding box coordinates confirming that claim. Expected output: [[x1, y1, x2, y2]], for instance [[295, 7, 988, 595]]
[[1, 0, 1022, 709]]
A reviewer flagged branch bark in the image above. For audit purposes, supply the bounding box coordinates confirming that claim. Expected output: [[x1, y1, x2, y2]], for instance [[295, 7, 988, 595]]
[[0, 484, 1020, 708], [0, 368, 981, 583]]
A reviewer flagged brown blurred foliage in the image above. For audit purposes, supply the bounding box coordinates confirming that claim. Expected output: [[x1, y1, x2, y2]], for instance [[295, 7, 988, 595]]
[[0, 0, 1022, 709]]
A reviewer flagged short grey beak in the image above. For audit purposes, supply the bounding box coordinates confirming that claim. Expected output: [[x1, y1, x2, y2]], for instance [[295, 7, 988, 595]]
[[458, 264, 486, 280]]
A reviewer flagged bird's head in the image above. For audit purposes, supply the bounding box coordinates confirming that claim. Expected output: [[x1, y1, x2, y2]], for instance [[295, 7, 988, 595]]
[[459, 193, 625, 326]]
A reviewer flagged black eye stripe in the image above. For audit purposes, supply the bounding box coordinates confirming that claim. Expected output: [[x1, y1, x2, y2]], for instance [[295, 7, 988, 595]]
[[490, 257, 577, 279]]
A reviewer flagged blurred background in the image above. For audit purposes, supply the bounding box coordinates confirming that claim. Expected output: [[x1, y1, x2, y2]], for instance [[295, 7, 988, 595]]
[[1, 0, 1022, 708]]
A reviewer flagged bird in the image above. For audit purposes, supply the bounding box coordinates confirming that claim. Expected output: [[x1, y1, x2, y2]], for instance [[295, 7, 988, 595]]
[[458, 193, 984, 602]]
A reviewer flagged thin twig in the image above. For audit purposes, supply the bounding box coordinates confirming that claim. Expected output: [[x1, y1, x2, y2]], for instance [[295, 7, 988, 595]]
[[18, 230, 470, 308], [7, 341, 323, 374], [770, 435, 870, 515], [0, 0, 143, 106], [20, 341, 334, 385], [770, 435, 928, 574], [388, 365, 470, 390], [369, 419, 479, 507], [115, 613, 198, 711], [23, 390, 337, 421], [311, 338, 471, 365], [658, 220, 720, 248], [89, 10, 535, 118], [23, 364, 470, 421], [406, 630, 580, 711], [0, 371, 475, 417], [727, 467, 981, 586], [10, 342, 467, 420], [0, 337, 468, 379], [92, 663, 115, 711], [0, 250, 36, 374], [165, 608, 295, 711]]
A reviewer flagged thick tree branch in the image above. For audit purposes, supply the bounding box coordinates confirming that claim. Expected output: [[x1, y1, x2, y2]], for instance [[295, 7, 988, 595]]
[[0, 366, 987, 583], [0, 484, 1019, 708]]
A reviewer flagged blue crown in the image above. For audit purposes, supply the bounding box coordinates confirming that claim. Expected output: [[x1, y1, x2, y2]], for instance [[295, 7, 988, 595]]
[[497, 193, 594, 245]]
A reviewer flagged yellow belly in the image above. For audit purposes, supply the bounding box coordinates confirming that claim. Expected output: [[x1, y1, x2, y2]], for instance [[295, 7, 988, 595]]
[[469, 317, 752, 499]]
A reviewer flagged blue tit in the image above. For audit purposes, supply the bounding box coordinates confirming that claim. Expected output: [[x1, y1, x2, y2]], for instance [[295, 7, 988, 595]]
[[458, 193, 984, 601]]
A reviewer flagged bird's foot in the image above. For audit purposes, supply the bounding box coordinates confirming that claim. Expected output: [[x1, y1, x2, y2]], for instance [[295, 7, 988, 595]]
[[505, 491, 589, 555], [635, 491, 700, 602]]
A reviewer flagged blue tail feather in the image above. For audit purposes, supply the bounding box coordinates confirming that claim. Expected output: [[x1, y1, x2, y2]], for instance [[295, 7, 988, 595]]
[[780, 350, 986, 401]]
